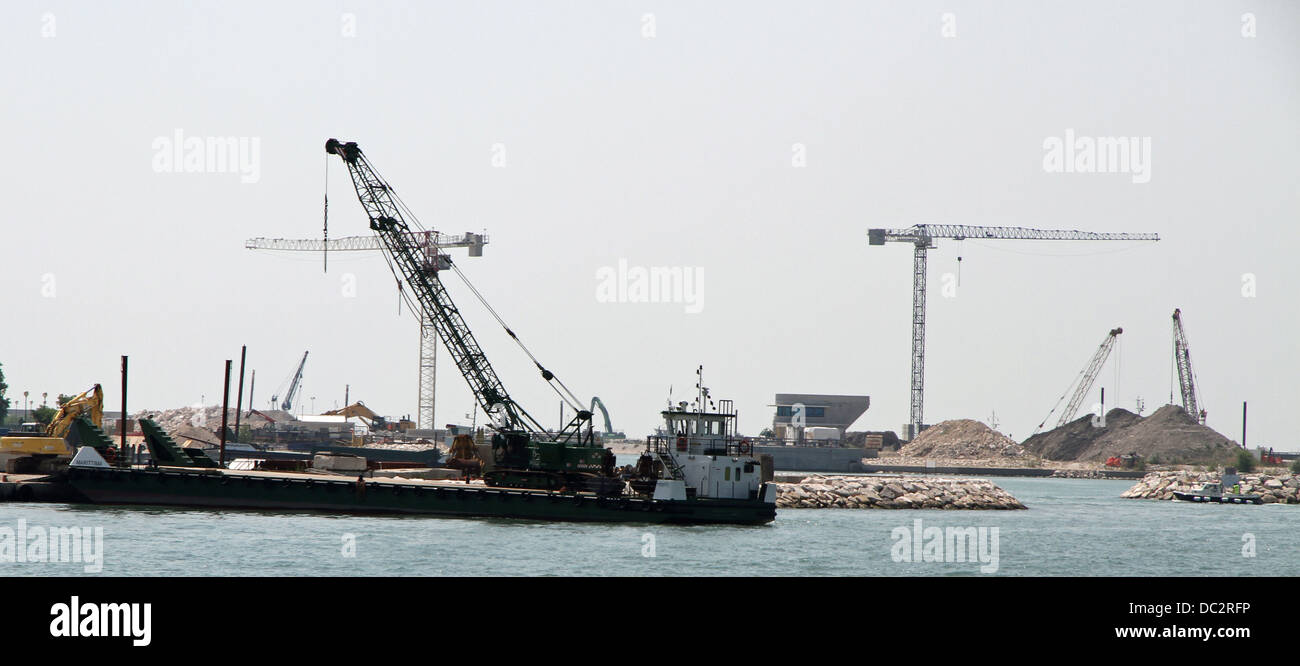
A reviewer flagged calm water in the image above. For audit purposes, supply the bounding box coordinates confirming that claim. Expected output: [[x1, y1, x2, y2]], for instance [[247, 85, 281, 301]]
[[2, 477, 1297, 576]]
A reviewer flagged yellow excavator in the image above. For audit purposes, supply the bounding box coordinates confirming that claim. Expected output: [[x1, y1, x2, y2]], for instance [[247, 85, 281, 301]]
[[1, 384, 103, 473], [324, 402, 415, 434]]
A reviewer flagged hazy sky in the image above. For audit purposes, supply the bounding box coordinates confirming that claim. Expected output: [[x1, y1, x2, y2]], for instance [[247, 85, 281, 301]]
[[2, 1, 1296, 448]]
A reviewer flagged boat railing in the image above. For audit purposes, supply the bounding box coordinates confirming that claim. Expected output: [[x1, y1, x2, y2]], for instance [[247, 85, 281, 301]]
[[648, 435, 756, 458]]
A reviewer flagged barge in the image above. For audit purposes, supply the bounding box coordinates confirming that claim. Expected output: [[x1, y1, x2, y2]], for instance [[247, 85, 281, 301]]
[[55, 448, 776, 524]]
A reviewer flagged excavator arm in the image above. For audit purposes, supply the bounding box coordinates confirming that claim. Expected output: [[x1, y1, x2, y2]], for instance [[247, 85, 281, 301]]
[[46, 384, 104, 438]]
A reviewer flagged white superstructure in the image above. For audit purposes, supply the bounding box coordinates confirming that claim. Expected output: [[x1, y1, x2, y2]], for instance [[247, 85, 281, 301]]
[[638, 380, 775, 504]]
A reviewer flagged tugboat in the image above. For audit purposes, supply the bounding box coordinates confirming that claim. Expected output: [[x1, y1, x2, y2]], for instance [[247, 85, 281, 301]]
[[1172, 468, 1263, 505], [628, 367, 776, 507]]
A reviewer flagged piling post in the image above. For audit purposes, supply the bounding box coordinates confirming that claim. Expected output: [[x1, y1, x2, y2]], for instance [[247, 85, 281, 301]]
[[220, 360, 232, 467], [120, 355, 128, 467], [234, 345, 247, 442]]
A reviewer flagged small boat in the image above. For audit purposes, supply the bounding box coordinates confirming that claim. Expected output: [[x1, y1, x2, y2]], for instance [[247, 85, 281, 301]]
[[1172, 471, 1262, 505]]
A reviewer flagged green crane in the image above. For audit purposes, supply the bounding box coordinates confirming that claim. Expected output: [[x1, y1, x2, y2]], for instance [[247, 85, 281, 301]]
[[325, 139, 617, 492]]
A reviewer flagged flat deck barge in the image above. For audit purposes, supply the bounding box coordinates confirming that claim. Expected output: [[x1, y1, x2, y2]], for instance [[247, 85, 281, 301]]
[[29, 465, 775, 524]]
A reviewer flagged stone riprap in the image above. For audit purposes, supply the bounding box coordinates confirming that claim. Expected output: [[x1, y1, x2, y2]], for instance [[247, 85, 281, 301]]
[[774, 475, 1026, 510], [1122, 471, 1300, 504]]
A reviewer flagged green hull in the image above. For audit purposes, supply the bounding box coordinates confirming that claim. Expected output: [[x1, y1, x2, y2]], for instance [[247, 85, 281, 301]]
[[59, 467, 776, 525]]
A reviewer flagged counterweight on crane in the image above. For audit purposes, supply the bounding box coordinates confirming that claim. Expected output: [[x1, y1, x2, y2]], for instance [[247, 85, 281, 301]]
[[867, 224, 1159, 439], [1172, 308, 1206, 424], [1035, 327, 1122, 433]]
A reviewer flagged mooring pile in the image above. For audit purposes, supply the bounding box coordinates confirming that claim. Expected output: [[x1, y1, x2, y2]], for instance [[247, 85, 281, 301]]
[[775, 475, 1025, 510]]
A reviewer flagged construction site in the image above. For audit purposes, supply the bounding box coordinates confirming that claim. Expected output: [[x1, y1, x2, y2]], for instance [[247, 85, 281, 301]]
[[3, 209, 1286, 481]]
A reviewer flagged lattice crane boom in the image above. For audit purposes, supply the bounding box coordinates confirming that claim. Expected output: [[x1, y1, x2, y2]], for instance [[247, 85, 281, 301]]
[[246, 232, 487, 253], [1035, 327, 1123, 433], [868, 224, 1159, 438], [325, 138, 545, 435], [1172, 308, 1203, 423]]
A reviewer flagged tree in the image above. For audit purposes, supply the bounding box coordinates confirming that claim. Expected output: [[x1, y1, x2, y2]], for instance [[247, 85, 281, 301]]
[[1235, 449, 1256, 474], [0, 362, 8, 425], [56, 393, 75, 408], [33, 405, 58, 427]]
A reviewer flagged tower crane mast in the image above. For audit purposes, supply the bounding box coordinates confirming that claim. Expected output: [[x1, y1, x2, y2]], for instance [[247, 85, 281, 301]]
[[867, 224, 1159, 439], [246, 232, 489, 430]]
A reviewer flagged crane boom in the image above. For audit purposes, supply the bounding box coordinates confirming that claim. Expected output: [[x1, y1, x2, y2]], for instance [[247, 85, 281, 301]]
[[868, 224, 1159, 438], [1172, 308, 1203, 423], [325, 139, 543, 434], [278, 351, 309, 412], [1036, 328, 1122, 432], [869, 225, 1160, 245], [246, 232, 487, 253]]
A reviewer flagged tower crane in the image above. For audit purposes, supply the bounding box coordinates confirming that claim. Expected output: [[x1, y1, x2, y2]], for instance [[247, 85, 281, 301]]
[[325, 138, 616, 492], [867, 224, 1159, 439], [1034, 327, 1122, 433], [1171, 308, 1206, 424], [246, 231, 489, 430]]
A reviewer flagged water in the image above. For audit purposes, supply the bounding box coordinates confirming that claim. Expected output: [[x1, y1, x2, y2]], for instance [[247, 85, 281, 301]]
[[2, 477, 1296, 576]]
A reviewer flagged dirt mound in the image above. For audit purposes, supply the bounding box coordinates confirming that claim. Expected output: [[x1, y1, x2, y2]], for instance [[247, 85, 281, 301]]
[[900, 419, 1025, 458], [1022, 408, 1142, 460], [1022, 404, 1239, 464]]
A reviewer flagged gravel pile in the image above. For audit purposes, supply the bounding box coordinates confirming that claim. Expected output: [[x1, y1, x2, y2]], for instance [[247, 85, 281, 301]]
[[1022, 404, 1239, 464], [1021, 408, 1141, 460], [900, 420, 1025, 458], [133, 406, 237, 434]]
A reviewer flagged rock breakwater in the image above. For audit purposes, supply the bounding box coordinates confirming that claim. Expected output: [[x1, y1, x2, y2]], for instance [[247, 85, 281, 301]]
[[775, 475, 1026, 510], [1122, 471, 1300, 504]]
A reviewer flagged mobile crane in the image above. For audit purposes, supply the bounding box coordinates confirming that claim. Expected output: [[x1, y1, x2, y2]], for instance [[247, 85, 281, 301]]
[[1172, 308, 1206, 424], [1034, 327, 1123, 433], [271, 351, 308, 413], [325, 139, 617, 493]]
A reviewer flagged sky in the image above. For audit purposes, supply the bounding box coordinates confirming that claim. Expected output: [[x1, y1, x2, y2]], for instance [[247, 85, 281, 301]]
[[1, 1, 1296, 448]]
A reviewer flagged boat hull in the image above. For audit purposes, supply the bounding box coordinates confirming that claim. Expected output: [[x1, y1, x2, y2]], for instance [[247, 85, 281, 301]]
[[1171, 491, 1262, 505], [59, 466, 776, 525]]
